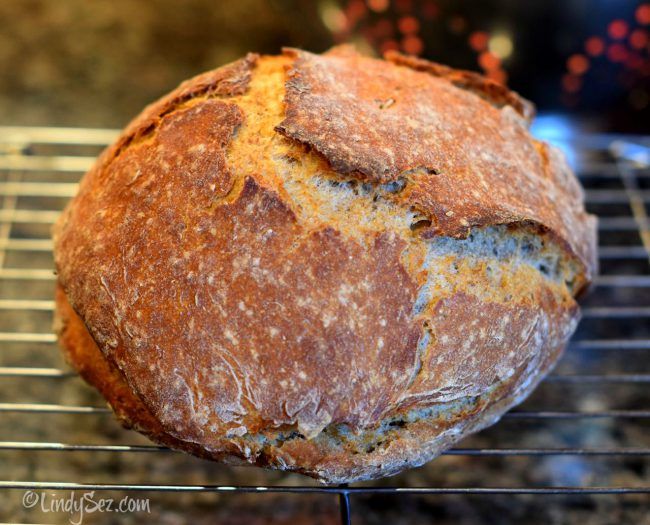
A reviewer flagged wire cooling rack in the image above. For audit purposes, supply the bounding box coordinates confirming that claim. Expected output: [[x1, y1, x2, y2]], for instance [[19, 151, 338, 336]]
[[0, 126, 649, 524]]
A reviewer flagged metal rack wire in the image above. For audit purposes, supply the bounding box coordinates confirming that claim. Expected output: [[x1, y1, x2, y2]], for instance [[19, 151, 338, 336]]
[[0, 126, 649, 524]]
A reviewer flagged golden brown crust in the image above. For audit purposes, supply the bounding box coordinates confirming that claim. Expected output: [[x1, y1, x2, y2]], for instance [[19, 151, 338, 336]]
[[55, 284, 157, 431], [275, 48, 597, 288], [102, 53, 258, 170], [53, 48, 596, 484], [55, 283, 572, 483], [55, 285, 246, 462], [384, 51, 535, 122]]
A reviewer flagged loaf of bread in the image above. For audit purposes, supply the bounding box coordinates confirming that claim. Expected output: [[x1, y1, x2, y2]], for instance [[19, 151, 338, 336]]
[[53, 46, 597, 484]]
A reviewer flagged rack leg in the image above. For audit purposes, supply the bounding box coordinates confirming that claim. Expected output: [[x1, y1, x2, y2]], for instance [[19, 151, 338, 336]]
[[338, 484, 351, 525]]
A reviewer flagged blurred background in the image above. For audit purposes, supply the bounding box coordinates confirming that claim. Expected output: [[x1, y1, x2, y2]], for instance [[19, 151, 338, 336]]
[[0, 0, 648, 133]]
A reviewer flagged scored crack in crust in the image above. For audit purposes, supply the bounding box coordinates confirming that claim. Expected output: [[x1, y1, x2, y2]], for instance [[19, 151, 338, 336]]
[[276, 48, 596, 286], [53, 47, 597, 484]]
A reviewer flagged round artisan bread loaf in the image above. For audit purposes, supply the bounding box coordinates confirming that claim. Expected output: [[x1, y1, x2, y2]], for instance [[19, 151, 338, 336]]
[[53, 46, 597, 484]]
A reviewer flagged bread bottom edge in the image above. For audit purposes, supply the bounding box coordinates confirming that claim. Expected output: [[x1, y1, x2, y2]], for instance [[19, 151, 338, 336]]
[[55, 283, 559, 484]]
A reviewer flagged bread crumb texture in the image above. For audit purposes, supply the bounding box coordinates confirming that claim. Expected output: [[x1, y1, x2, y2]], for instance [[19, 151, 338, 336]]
[[53, 47, 597, 484]]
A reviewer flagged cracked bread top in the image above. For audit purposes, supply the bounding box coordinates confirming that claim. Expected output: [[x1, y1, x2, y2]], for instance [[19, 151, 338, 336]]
[[53, 47, 597, 482]]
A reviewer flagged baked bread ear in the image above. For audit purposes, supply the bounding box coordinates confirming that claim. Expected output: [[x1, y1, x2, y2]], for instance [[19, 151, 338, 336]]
[[53, 47, 597, 484]]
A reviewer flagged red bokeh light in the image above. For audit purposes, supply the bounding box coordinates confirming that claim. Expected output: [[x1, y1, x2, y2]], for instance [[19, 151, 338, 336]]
[[421, 1, 439, 20], [629, 29, 649, 50], [367, 0, 389, 13], [402, 35, 424, 55], [469, 31, 489, 52], [636, 4, 650, 25], [478, 51, 501, 71], [346, 0, 367, 24], [607, 43, 628, 62], [567, 54, 590, 75], [449, 16, 467, 34], [398, 16, 420, 35], [562, 74, 582, 93], [608, 19, 629, 40], [585, 36, 605, 57]]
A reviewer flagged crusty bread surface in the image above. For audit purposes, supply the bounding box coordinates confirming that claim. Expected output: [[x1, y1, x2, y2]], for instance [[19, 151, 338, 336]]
[[53, 47, 597, 484]]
